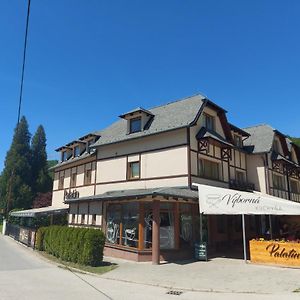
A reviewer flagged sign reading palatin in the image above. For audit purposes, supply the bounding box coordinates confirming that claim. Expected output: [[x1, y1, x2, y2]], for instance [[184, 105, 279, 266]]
[[250, 240, 300, 267]]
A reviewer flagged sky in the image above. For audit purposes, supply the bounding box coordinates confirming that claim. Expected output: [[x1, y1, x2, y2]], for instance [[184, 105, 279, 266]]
[[1, 0, 300, 171]]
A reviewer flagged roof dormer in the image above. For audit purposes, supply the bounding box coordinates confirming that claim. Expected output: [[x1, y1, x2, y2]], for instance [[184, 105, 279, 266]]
[[55, 146, 73, 162], [66, 140, 86, 158], [229, 123, 250, 148], [119, 107, 154, 134]]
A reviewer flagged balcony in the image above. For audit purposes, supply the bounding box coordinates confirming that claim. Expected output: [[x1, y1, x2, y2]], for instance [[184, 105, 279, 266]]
[[229, 179, 255, 192]]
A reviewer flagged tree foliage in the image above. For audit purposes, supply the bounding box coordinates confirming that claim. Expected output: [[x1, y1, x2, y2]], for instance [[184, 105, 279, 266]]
[[0, 117, 32, 212], [0, 118, 54, 214], [290, 137, 300, 147], [31, 125, 52, 194]]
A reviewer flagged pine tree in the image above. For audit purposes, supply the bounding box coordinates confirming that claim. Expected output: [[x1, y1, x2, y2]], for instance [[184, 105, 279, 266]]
[[31, 125, 52, 195], [0, 116, 33, 213]]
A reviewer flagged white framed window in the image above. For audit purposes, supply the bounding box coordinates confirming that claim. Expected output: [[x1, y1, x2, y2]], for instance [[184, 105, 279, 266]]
[[129, 118, 142, 133], [236, 170, 246, 183], [70, 173, 77, 188], [290, 180, 299, 194], [273, 139, 280, 153], [273, 173, 285, 190], [203, 113, 215, 131], [234, 135, 243, 147], [74, 145, 80, 157], [128, 161, 140, 179], [84, 169, 92, 185], [198, 158, 220, 180], [58, 174, 64, 190]]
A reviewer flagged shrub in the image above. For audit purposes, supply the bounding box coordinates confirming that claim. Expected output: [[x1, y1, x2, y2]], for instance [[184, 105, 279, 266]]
[[35, 227, 47, 250], [39, 225, 105, 266]]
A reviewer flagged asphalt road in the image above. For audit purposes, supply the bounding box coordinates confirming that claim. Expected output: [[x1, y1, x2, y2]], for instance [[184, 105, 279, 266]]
[[1, 234, 300, 300]]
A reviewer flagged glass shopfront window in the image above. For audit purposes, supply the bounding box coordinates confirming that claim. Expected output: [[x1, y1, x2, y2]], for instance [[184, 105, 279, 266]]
[[106, 204, 121, 244], [121, 203, 139, 247], [144, 202, 175, 250], [179, 203, 193, 245], [106, 203, 139, 248]]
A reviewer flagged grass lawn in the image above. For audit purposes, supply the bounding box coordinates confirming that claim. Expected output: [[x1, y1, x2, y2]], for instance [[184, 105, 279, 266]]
[[39, 251, 118, 275]]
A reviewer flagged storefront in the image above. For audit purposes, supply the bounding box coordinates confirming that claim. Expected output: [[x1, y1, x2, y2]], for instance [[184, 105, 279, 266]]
[[66, 187, 200, 263], [194, 183, 300, 267]]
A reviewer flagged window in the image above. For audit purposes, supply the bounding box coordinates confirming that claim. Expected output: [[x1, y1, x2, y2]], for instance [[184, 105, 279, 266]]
[[71, 214, 75, 224], [273, 174, 285, 190], [128, 161, 140, 179], [61, 151, 68, 162], [290, 180, 299, 194], [58, 175, 64, 190], [234, 135, 243, 147], [92, 214, 97, 225], [273, 140, 280, 153], [88, 139, 95, 146], [84, 169, 92, 185], [198, 159, 219, 180], [81, 214, 85, 225], [204, 113, 215, 131], [130, 118, 142, 133], [74, 145, 80, 157], [70, 173, 77, 188], [236, 170, 246, 183]]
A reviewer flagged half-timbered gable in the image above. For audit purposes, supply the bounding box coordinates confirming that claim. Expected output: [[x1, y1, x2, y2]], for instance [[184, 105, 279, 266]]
[[244, 124, 300, 202]]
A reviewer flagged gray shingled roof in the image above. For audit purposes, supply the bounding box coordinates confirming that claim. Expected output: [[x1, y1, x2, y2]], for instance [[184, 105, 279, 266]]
[[49, 150, 96, 170], [119, 107, 154, 118], [91, 94, 206, 148], [65, 187, 198, 203], [243, 124, 275, 153], [196, 127, 234, 147]]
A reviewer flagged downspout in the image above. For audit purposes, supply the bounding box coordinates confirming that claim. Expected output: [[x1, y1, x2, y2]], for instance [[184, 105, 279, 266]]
[[286, 165, 291, 200]]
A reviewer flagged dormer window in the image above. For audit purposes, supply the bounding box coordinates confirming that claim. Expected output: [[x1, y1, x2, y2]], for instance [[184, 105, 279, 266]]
[[234, 135, 243, 148], [130, 117, 142, 133], [204, 113, 215, 131], [74, 145, 80, 157], [61, 151, 68, 162], [273, 140, 280, 153], [119, 107, 154, 135]]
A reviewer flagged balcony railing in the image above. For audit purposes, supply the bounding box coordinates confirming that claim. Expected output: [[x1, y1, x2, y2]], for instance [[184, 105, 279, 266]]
[[270, 188, 300, 203], [229, 179, 255, 192]]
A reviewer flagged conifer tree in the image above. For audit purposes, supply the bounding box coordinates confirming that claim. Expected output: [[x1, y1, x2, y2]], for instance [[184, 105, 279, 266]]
[[31, 125, 52, 194], [0, 116, 33, 213]]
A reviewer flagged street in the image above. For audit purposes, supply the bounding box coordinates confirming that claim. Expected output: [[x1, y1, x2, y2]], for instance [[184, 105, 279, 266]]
[[1, 234, 300, 300]]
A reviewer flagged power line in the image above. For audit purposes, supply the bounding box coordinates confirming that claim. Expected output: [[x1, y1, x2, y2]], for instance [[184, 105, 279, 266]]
[[17, 0, 31, 125]]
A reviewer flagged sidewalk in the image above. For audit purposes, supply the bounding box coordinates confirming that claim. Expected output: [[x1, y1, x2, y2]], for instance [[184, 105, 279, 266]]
[[101, 256, 300, 294]]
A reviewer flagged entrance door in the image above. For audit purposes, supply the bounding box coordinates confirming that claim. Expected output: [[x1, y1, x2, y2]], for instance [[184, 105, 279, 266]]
[[144, 204, 175, 250]]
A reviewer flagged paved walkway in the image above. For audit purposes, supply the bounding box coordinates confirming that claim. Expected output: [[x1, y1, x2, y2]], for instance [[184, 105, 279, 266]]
[[2, 234, 300, 299], [102, 255, 300, 294]]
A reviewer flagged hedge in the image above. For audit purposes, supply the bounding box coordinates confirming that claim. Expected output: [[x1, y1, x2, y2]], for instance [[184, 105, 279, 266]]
[[36, 226, 105, 266]]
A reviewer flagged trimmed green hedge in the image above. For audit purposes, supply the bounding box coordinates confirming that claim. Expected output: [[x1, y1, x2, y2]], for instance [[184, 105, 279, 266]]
[[36, 226, 105, 266]]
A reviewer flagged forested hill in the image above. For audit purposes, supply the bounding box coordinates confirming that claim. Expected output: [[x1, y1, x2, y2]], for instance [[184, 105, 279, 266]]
[[290, 137, 300, 147]]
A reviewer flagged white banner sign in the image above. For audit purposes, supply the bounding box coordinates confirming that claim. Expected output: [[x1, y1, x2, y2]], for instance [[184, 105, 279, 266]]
[[193, 183, 300, 215]]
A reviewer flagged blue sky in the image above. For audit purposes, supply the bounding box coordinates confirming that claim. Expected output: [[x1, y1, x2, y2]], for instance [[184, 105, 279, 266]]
[[1, 0, 300, 171]]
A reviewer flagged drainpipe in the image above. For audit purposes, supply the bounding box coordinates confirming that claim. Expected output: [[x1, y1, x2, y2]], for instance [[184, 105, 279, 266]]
[[286, 166, 291, 200]]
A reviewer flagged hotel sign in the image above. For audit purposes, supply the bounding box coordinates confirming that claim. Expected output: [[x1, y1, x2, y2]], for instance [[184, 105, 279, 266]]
[[65, 190, 79, 200], [250, 240, 300, 267]]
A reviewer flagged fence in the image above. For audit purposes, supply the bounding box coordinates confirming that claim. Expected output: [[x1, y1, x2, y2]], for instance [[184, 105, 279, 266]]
[[5, 223, 36, 248]]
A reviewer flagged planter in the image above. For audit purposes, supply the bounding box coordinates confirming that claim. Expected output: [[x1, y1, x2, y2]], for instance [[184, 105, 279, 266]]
[[250, 240, 300, 267]]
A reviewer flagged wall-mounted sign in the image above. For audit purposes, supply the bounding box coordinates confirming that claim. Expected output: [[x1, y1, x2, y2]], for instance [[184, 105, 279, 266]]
[[65, 190, 79, 200], [250, 240, 300, 267]]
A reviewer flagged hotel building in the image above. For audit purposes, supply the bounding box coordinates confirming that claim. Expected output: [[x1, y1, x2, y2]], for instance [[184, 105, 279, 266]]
[[50, 94, 300, 262]]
